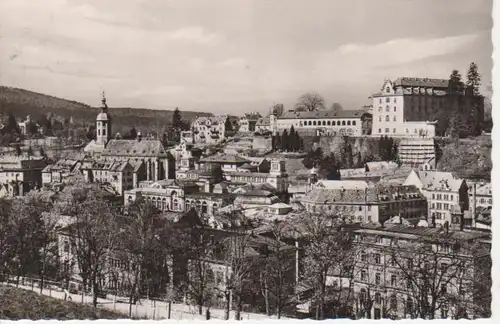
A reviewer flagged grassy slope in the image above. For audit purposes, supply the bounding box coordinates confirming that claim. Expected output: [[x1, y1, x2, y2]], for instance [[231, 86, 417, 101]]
[[0, 286, 125, 320]]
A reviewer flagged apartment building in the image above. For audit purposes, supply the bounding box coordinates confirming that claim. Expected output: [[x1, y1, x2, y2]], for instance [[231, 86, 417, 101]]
[[0, 155, 47, 197], [191, 115, 230, 145], [351, 223, 491, 319], [300, 180, 427, 224]]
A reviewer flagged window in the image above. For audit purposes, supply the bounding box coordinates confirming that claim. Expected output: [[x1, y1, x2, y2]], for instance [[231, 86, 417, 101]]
[[432, 193, 435, 199], [441, 284, 447, 294], [391, 274, 397, 286], [431, 203, 435, 209], [386, 106, 390, 112], [379, 99, 382, 104], [385, 128, 389, 133], [368, 205, 371, 211], [393, 128, 396, 133], [444, 203, 449, 210], [327, 120, 331, 126], [361, 270, 367, 281], [393, 116, 396, 122], [361, 252, 367, 262], [375, 254, 381, 264], [378, 107, 382, 112], [376, 236, 383, 243], [386, 87, 390, 93], [347, 120, 351, 125], [406, 298, 414, 317], [342, 120, 346, 126], [313, 121, 317, 126], [375, 273, 381, 285], [443, 194, 449, 201], [386, 97, 390, 103], [406, 128, 409, 133], [394, 98, 397, 103], [390, 296, 397, 310], [379, 116, 382, 122], [378, 128, 382, 133], [441, 303, 449, 319], [102, 129, 106, 136], [63, 241, 70, 253], [352, 121, 356, 125], [441, 262, 448, 272], [359, 206, 362, 211]]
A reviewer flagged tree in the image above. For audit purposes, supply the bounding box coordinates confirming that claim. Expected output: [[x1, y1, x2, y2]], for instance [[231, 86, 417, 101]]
[[448, 70, 465, 95], [295, 93, 325, 112], [6, 112, 21, 134], [319, 153, 341, 180], [272, 104, 284, 117], [0, 199, 15, 281], [124, 126, 138, 140], [64, 187, 119, 307], [225, 117, 233, 132], [288, 126, 296, 152], [27, 146, 33, 156], [294, 214, 355, 319], [302, 147, 323, 169], [119, 201, 168, 317], [14, 144, 22, 156], [281, 129, 289, 152], [465, 62, 481, 96], [258, 222, 297, 318], [331, 103, 344, 112], [388, 230, 488, 319], [218, 231, 256, 320]]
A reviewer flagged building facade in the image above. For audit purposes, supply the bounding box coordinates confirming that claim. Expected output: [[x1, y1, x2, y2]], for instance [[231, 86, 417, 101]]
[[272, 110, 371, 137], [351, 223, 491, 319], [191, 116, 230, 145], [300, 181, 427, 224], [0, 155, 47, 197], [371, 77, 484, 138], [404, 170, 469, 227]]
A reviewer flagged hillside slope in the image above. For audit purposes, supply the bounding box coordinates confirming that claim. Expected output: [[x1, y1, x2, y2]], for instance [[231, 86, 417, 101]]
[[0, 86, 212, 134], [0, 286, 125, 320], [436, 136, 492, 180]]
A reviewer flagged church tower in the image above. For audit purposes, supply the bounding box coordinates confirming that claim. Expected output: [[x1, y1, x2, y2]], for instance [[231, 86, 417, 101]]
[[96, 92, 111, 145]]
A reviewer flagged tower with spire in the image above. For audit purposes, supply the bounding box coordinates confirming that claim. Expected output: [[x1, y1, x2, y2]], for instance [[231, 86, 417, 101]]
[[96, 91, 111, 145]]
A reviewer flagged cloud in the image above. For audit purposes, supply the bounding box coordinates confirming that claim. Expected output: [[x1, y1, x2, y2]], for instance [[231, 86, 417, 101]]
[[168, 26, 223, 45], [217, 57, 247, 67]]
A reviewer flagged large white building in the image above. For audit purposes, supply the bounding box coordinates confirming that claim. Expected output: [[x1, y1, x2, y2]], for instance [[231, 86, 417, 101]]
[[191, 116, 230, 145], [269, 109, 371, 136], [371, 77, 484, 138]]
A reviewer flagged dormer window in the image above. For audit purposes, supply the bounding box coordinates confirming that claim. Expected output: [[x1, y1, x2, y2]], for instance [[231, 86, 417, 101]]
[[386, 87, 390, 93]]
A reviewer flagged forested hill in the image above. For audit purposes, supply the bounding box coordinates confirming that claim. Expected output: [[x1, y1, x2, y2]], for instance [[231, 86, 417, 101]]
[[0, 86, 212, 134]]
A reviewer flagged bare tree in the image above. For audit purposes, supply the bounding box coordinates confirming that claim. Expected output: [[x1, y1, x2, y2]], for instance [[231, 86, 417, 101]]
[[65, 186, 119, 307], [118, 201, 169, 317], [293, 213, 354, 319], [295, 93, 325, 112], [257, 222, 297, 319], [0, 199, 14, 281], [388, 230, 488, 319]]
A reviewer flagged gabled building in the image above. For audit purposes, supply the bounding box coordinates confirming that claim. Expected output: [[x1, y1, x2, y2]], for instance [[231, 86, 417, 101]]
[[81, 160, 134, 195], [0, 155, 47, 197], [191, 115, 230, 145], [238, 112, 261, 133], [403, 170, 469, 227]]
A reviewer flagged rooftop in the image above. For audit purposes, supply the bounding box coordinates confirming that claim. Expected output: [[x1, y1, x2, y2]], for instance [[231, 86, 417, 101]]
[[279, 109, 369, 120], [393, 77, 449, 89], [102, 139, 166, 157]]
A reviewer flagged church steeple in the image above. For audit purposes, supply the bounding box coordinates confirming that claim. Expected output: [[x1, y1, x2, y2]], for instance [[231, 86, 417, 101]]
[[96, 91, 111, 145]]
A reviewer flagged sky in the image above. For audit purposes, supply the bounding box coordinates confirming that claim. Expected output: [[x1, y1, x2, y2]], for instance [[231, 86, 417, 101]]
[[0, 0, 493, 115]]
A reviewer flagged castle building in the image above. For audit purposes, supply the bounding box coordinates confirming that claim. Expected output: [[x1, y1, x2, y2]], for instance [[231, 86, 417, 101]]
[[371, 77, 484, 138]]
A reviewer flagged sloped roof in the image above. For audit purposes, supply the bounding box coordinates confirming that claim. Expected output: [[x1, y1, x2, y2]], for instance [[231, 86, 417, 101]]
[[201, 154, 249, 164], [279, 109, 368, 120], [102, 139, 166, 157], [416, 170, 464, 192], [393, 77, 449, 89], [315, 180, 372, 190]]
